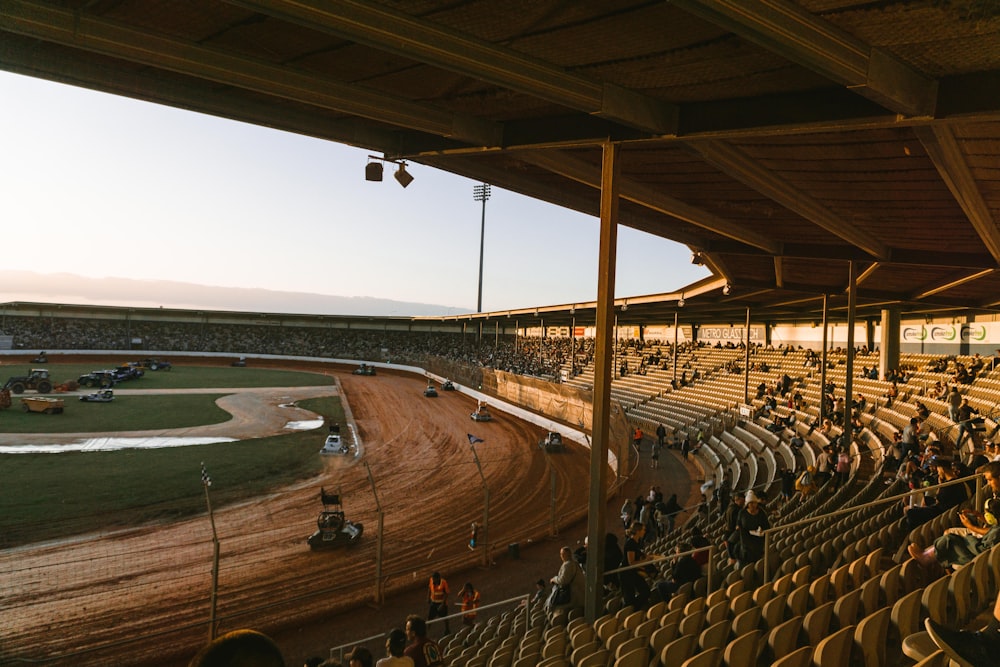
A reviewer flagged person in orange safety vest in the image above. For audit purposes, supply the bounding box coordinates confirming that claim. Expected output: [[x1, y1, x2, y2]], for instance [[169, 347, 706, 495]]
[[428, 571, 450, 633], [460, 582, 480, 626]]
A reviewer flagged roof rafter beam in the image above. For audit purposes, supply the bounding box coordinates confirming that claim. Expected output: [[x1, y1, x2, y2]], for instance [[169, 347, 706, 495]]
[[692, 140, 889, 259], [701, 239, 994, 269], [0, 39, 408, 152], [520, 151, 780, 254], [914, 125, 1000, 264], [909, 268, 997, 301], [671, 0, 937, 117], [0, 0, 502, 147], [225, 0, 679, 136]]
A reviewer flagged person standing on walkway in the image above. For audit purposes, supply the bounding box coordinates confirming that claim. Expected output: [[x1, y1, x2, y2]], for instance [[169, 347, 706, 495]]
[[633, 426, 644, 452], [656, 423, 667, 448], [459, 582, 480, 627], [427, 572, 450, 634]]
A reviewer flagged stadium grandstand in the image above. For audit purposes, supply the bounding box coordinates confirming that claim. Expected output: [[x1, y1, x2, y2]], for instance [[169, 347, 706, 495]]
[[5, 1, 1000, 666]]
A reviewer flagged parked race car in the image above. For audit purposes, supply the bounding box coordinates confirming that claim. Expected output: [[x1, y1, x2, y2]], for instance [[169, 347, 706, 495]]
[[80, 389, 114, 403], [470, 401, 492, 422], [231, 356, 247, 367], [442, 380, 457, 391], [423, 383, 438, 397], [112, 365, 144, 382], [307, 488, 363, 550], [539, 431, 565, 452], [353, 363, 376, 376], [78, 371, 117, 388], [136, 358, 172, 371]]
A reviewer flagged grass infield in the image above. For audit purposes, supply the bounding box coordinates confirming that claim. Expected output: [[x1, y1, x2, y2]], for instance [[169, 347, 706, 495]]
[[0, 364, 344, 546]]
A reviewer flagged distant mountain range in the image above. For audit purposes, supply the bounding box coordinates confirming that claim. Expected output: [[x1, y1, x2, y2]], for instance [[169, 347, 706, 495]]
[[0, 270, 469, 317]]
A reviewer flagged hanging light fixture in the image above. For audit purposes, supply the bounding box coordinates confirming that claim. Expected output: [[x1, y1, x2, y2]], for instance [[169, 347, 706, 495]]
[[365, 159, 383, 182], [394, 162, 414, 188], [365, 155, 415, 188]]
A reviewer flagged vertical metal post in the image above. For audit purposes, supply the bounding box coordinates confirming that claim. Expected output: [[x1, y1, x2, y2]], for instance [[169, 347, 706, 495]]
[[473, 183, 491, 313], [586, 140, 620, 622], [614, 315, 619, 376], [743, 307, 751, 405], [571, 315, 576, 377], [820, 295, 829, 426], [673, 312, 678, 383], [539, 318, 544, 368], [844, 262, 857, 439], [201, 464, 219, 642], [365, 462, 384, 605], [763, 530, 771, 585], [550, 460, 558, 536], [471, 445, 490, 567]]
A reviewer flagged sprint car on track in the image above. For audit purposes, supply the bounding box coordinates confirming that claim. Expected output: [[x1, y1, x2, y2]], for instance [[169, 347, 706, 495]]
[[470, 401, 492, 422], [539, 431, 565, 452], [307, 488, 363, 550]]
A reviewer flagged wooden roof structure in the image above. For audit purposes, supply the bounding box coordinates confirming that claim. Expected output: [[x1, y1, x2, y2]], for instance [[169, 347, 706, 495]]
[[4, 0, 1000, 327]]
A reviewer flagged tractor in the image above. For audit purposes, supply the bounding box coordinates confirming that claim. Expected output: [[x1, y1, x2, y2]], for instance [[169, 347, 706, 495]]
[[3, 369, 54, 394]]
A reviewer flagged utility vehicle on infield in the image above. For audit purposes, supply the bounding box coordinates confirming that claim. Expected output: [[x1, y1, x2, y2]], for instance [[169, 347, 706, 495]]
[[3, 369, 53, 394], [307, 488, 363, 550], [21, 396, 64, 414]]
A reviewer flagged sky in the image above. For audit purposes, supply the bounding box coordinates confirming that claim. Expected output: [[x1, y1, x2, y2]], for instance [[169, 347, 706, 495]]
[[0, 71, 710, 315]]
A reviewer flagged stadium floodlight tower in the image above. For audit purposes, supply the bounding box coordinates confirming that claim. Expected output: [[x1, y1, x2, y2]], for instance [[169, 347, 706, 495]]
[[473, 183, 492, 313]]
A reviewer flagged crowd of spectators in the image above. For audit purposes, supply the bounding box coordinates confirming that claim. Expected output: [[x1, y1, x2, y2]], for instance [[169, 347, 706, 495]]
[[0, 315, 594, 380]]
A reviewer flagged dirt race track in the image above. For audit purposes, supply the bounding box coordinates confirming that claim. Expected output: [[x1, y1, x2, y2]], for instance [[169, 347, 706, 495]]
[[1, 367, 602, 666]]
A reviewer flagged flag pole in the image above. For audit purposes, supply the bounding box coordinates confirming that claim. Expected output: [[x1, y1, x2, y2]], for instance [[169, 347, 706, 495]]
[[470, 444, 490, 567], [201, 463, 219, 641]]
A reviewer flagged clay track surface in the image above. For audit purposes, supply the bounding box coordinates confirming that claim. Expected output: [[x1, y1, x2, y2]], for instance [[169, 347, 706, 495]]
[[1, 368, 594, 667]]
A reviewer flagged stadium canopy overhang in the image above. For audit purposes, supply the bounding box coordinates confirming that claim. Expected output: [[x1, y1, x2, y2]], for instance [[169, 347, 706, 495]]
[[3, 1, 1000, 327]]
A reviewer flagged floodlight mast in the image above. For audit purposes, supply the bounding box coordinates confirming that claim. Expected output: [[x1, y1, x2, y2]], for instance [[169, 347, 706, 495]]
[[473, 183, 491, 313]]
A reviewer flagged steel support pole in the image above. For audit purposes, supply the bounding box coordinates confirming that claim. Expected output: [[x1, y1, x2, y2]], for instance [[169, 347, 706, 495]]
[[820, 295, 829, 426], [743, 307, 751, 405], [365, 462, 384, 605], [673, 312, 678, 383], [474, 183, 491, 312], [585, 141, 620, 623], [844, 262, 857, 444]]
